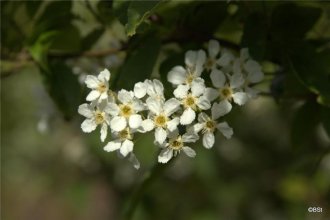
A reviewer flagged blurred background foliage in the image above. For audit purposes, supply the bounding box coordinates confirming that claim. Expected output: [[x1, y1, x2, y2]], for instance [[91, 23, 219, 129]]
[[1, 0, 330, 220]]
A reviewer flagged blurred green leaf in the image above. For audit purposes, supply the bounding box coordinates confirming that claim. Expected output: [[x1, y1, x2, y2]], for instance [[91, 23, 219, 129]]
[[241, 12, 268, 61], [321, 106, 330, 137], [24, 1, 42, 19], [270, 3, 321, 44], [113, 0, 160, 36], [81, 27, 105, 50], [115, 35, 161, 90], [50, 24, 82, 53]]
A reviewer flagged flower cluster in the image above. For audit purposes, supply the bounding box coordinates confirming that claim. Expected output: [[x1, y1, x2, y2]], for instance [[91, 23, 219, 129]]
[[78, 40, 264, 169]]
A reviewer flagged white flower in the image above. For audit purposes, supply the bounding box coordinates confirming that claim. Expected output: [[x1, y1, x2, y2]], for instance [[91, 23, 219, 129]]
[[205, 40, 221, 71], [209, 69, 249, 110], [141, 98, 180, 144], [103, 127, 140, 169], [158, 131, 199, 163], [192, 103, 233, 149], [106, 89, 145, 132], [85, 69, 111, 102], [174, 80, 211, 125], [167, 50, 206, 86], [78, 101, 110, 142], [134, 79, 165, 101]]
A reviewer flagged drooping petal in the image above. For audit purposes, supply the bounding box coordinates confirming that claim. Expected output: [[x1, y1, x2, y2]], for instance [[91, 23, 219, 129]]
[[196, 96, 211, 110], [86, 90, 100, 101], [182, 146, 196, 158], [98, 69, 111, 81], [211, 100, 232, 120], [210, 69, 226, 88], [203, 132, 215, 149], [117, 89, 133, 104], [180, 108, 196, 125], [100, 123, 108, 142], [103, 140, 121, 152], [158, 148, 173, 163], [105, 103, 120, 116], [155, 127, 167, 144], [230, 73, 245, 89], [85, 75, 99, 89], [120, 139, 134, 157], [166, 117, 180, 132], [141, 119, 155, 132], [128, 153, 140, 169], [81, 119, 97, 133], [232, 92, 248, 105], [78, 103, 94, 118], [110, 116, 127, 131], [217, 122, 233, 139], [204, 87, 219, 102], [208, 40, 220, 58], [164, 98, 180, 116], [173, 84, 189, 99], [182, 133, 199, 143], [146, 98, 162, 115], [191, 78, 205, 97], [167, 66, 187, 85], [129, 114, 142, 129], [134, 81, 147, 98]]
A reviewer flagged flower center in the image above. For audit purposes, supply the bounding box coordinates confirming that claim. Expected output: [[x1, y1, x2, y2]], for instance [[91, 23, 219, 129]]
[[204, 120, 216, 133], [186, 74, 194, 84], [119, 128, 132, 140], [169, 136, 183, 150], [183, 94, 197, 109], [97, 83, 107, 93], [220, 87, 233, 100], [119, 104, 133, 118], [205, 58, 215, 70], [95, 111, 105, 124], [154, 114, 167, 128]]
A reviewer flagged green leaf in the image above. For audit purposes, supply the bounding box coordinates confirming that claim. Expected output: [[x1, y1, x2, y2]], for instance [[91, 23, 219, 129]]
[[40, 60, 82, 120], [113, 0, 160, 36], [241, 12, 268, 61], [81, 27, 105, 50], [270, 3, 321, 43], [115, 35, 161, 90]]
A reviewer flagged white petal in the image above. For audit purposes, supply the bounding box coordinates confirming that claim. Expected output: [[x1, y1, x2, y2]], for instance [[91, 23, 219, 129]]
[[185, 50, 197, 68], [192, 123, 204, 133], [166, 117, 179, 132], [105, 103, 120, 116], [120, 139, 134, 157], [103, 140, 121, 152], [152, 79, 164, 95], [208, 40, 220, 58], [134, 82, 147, 98], [232, 92, 248, 105], [204, 87, 219, 102], [245, 86, 259, 99], [197, 96, 211, 110], [81, 119, 97, 133], [158, 148, 173, 163], [146, 98, 162, 115], [182, 146, 196, 158], [217, 50, 234, 67], [191, 78, 205, 97], [240, 48, 250, 62], [195, 50, 206, 76], [99, 91, 108, 100], [217, 122, 233, 139], [211, 100, 232, 120], [167, 66, 187, 85], [129, 114, 142, 129], [110, 116, 127, 131], [173, 84, 189, 99], [85, 75, 99, 88], [117, 89, 133, 104], [232, 59, 242, 75], [210, 69, 226, 88], [230, 73, 245, 89], [180, 108, 196, 125], [182, 133, 199, 143], [100, 123, 108, 142], [98, 69, 111, 81], [132, 99, 145, 112], [141, 119, 155, 132], [248, 71, 264, 83], [203, 132, 215, 149], [197, 112, 209, 123], [86, 90, 100, 101], [155, 127, 167, 144], [164, 98, 180, 116], [78, 103, 93, 118], [128, 153, 140, 169]]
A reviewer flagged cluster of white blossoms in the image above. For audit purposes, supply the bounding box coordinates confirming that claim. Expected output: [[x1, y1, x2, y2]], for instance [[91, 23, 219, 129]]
[[78, 40, 264, 169]]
